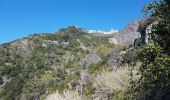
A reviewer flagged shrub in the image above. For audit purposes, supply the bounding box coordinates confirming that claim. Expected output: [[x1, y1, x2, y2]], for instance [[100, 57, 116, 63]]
[[88, 59, 109, 74], [92, 67, 131, 100], [46, 90, 87, 100]]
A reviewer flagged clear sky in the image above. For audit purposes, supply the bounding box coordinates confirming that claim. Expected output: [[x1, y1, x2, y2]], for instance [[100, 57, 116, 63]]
[[0, 0, 152, 44]]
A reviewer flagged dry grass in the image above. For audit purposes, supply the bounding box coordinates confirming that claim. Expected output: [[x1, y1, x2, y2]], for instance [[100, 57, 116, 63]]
[[92, 67, 132, 100], [46, 90, 85, 100]]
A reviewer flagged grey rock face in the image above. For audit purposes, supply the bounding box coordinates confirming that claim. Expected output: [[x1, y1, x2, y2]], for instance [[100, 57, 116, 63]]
[[112, 17, 150, 48], [107, 18, 149, 69], [114, 19, 141, 48]]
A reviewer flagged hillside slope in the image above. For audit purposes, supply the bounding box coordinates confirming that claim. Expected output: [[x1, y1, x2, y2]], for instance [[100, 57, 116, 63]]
[[0, 19, 142, 100]]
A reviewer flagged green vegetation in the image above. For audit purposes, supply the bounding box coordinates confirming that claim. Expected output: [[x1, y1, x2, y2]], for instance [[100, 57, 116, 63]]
[[129, 0, 170, 99], [88, 58, 109, 74], [0, 26, 115, 100], [0, 1, 169, 99]]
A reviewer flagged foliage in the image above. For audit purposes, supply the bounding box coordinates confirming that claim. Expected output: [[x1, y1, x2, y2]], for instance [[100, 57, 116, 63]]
[[132, 0, 170, 99], [0, 25, 133, 100], [112, 91, 131, 100], [0, 77, 24, 100], [96, 45, 113, 56], [133, 42, 170, 99], [143, 0, 170, 54], [88, 59, 109, 74], [122, 48, 139, 64]]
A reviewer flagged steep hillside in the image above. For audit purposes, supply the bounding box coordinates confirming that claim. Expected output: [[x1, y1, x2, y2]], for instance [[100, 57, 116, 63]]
[[0, 19, 142, 100]]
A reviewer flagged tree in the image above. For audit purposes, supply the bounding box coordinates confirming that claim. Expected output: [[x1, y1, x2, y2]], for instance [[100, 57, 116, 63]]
[[133, 0, 170, 100]]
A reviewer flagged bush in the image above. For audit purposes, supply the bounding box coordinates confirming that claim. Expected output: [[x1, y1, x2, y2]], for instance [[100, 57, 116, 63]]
[[88, 59, 109, 74], [132, 0, 170, 99], [0, 77, 24, 100], [92, 67, 132, 100], [96, 45, 113, 56], [46, 90, 87, 100]]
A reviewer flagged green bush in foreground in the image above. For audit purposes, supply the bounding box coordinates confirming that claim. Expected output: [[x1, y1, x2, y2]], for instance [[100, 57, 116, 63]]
[[131, 0, 170, 99]]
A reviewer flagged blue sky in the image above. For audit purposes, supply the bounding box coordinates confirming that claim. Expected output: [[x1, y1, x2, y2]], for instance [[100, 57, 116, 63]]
[[0, 0, 152, 44]]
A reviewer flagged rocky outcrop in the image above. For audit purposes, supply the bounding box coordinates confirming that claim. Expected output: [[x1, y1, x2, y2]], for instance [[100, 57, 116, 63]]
[[112, 19, 141, 48], [110, 17, 150, 48], [107, 18, 151, 69]]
